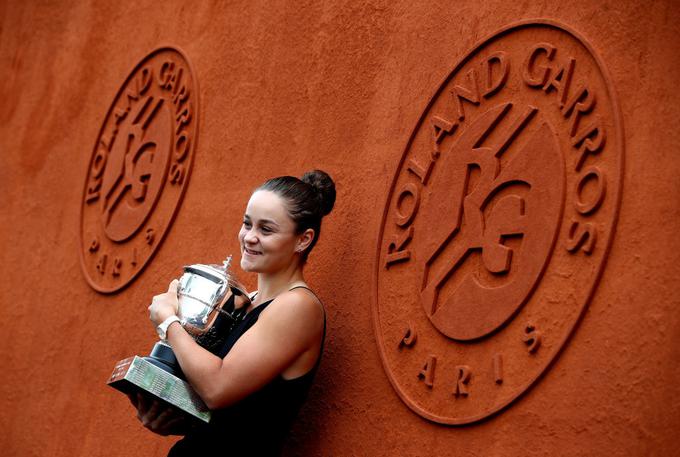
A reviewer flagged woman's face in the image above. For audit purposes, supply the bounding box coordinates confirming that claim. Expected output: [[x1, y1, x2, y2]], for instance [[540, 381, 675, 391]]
[[238, 190, 300, 273]]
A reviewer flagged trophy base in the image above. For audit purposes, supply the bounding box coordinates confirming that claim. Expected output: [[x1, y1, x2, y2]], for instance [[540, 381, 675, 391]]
[[108, 355, 211, 423], [145, 341, 185, 379]]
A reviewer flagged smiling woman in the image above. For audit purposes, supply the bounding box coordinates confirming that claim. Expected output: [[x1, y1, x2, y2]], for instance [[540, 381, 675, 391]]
[[131, 170, 336, 456]]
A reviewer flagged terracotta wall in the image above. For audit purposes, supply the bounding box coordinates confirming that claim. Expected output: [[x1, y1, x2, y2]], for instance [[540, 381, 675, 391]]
[[1, 1, 679, 456]]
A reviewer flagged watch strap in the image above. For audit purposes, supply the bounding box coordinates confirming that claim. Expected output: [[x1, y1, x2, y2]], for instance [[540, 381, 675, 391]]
[[157, 315, 181, 341]]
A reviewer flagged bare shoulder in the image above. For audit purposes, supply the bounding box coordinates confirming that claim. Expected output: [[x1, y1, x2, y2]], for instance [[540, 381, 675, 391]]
[[259, 288, 324, 330]]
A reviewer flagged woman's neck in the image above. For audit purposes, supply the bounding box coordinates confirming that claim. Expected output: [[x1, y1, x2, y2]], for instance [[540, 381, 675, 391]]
[[254, 265, 305, 305]]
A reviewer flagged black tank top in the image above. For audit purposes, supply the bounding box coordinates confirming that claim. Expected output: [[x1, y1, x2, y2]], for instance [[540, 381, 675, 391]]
[[168, 286, 325, 456]]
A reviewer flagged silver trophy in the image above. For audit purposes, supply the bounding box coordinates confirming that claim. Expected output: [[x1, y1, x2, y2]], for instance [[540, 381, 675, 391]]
[[107, 256, 251, 423]]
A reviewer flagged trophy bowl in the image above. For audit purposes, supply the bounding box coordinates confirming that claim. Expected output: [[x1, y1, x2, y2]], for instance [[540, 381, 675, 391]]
[[178, 257, 250, 337], [107, 255, 251, 423], [147, 256, 251, 375]]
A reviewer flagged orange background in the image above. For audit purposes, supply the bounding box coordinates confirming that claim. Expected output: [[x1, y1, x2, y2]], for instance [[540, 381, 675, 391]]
[[1, 1, 679, 456]]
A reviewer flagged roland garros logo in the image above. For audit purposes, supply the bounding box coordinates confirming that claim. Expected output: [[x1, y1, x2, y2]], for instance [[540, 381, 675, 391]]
[[373, 21, 623, 424], [79, 47, 198, 293]]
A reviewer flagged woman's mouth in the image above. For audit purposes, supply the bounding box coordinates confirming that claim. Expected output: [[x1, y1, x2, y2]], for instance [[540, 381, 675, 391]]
[[244, 247, 262, 256]]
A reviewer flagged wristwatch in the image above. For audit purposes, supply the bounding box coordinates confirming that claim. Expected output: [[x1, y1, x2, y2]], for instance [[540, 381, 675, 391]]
[[156, 315, 181, 341]]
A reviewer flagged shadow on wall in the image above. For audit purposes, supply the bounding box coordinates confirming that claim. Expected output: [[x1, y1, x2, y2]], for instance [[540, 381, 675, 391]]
[[283, 374, 333, 455], [282, 212, 365, 455], [282, 300, 354, 453]]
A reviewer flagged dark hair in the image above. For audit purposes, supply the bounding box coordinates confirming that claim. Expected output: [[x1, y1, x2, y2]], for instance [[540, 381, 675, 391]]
[[258, 170, 336, 261]]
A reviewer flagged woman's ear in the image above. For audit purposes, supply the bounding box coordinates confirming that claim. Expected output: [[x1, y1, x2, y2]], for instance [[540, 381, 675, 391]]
[[296, 228, 315, 253]]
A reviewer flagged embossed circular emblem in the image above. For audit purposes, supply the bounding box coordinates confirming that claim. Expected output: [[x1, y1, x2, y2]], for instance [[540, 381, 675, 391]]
[[373, 20, 623, 424], [79, 47, 198, 293]]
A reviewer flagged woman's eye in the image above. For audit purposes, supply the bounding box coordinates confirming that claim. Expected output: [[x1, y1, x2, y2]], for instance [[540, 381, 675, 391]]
[[261, 226, 272, 234], [242, 220, 251, 228]]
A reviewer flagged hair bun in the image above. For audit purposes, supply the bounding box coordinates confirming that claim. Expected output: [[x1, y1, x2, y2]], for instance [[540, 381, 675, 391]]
[[301, 170, 336, 216]]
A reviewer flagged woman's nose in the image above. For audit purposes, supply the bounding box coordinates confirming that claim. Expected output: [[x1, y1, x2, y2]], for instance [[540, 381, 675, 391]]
[[243, 228, 257, 244]]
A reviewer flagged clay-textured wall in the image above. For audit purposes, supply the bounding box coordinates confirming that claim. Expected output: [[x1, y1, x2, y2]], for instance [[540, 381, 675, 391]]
[[1, 1, 679, 456]]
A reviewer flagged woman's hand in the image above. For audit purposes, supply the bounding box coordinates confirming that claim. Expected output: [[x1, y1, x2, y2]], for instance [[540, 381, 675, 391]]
[[148, 280, 180, 326], [128, 392, 191, 436]]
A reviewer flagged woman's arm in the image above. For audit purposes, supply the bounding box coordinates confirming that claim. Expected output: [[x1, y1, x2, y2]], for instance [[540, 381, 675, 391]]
[[149, 281, 324, 410]]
